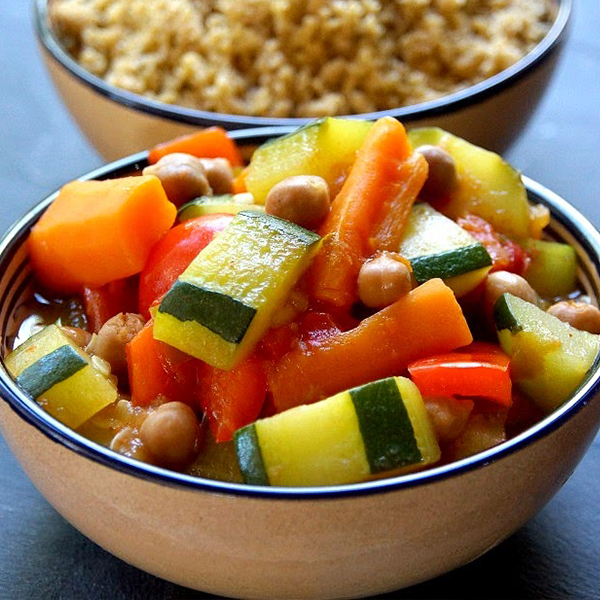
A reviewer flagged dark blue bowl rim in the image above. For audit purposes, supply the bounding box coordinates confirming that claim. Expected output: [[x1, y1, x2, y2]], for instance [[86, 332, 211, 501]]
[[34, 0, 571, 128], [1, 125, 599, 501]]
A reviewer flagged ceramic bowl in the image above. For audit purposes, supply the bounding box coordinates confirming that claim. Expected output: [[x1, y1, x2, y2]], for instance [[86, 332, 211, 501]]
[[1, 127, 600, 599], [35, 0, 571, 161]]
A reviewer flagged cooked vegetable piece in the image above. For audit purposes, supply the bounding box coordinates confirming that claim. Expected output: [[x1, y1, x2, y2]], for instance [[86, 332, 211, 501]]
[[126, 320, 198, 407], [197, 353, 267, 443], [234, 376, 440, 486], [4, 324, 117, 428], [29, 176, 176, 293], [269, 278, 473, 412], [177, 195, 264, 220], [494, 293, 600, 412], [148, 127, 243, 166], [370, 152, 429, 252], [245, 117, 373, 204], [308, 117, 418, 309], [399, 203, 492, 297], [83, 278, 139, 334], [457, 214, 530, 275], [408, 342, 512, 407], [524, 239, 577, 298], [547, 301, 600, 334], [154, 211, 321, 370], [408, 128, 531, 239], [138, 214, 234, 319]]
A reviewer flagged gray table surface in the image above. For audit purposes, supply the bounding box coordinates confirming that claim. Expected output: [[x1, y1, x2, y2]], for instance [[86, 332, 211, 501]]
[[1, 2, 599, 599]]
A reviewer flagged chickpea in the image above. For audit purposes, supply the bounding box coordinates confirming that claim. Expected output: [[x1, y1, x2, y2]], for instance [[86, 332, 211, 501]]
[[415, 145, 458, 200], [60, 325, 92, 348], [86, 313, 145, 379], [484, 271, 539, 315], [199, 158, 234, 195], [143, 153, 211, 206], [139, 402, 200, 468], [357, 253, 413, 308], [265, 175, 330, 229], [547, 300, 600, 334]]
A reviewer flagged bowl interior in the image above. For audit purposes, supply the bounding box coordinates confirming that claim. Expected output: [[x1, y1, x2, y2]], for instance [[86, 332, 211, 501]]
[[1, 127, 600, 500]]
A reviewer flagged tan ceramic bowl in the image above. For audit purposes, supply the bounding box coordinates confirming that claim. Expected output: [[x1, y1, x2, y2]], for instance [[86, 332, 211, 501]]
[[35, 0, 571, 161], [1, 129, 600, 599]]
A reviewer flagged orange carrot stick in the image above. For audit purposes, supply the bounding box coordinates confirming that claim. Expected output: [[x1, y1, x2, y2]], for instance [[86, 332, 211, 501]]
[[29, 176, 176, 293], [307, 117, 413, 309], [370, 151, 428, 252], [148, 127, 243, 166], [269, 278, 473, 412]]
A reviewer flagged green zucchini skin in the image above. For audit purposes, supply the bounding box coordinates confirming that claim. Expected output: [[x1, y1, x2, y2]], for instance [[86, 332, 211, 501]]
[[233, 424, 270, 486], [16, 344, 87, 399], [410, 244, 492, 283], [493, 293, 522, 333], [349, 377, 421, 473], [158, 280, 257, 344]]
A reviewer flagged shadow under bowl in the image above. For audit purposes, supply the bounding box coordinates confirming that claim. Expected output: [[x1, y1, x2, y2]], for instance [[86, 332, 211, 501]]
[[35, 0, 571, 160], [1, 126, 600, 599]]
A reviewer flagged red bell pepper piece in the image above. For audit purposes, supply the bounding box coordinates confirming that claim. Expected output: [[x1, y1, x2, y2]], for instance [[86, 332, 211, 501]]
[[407, 342, 512, 407], [197, 354, 267, 443], [126, 320, 198, 407], [83, 277, 139, 333], [138, 213, 233, 318]]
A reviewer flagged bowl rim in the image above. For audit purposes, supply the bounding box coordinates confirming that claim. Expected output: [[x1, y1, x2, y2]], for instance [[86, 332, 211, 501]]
[[35, 0, 571, 129], [1, 125, 600, 500]]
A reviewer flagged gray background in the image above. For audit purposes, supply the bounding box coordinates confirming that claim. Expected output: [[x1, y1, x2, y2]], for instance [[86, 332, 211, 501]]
[[1, 1, 599, 598]]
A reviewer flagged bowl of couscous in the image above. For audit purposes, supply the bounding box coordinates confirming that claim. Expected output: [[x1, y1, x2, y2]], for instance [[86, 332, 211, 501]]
[[35, 0, 570, 160]]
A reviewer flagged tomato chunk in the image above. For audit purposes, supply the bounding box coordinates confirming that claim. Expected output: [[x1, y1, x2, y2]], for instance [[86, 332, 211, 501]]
[[138, 214, 233, 318]]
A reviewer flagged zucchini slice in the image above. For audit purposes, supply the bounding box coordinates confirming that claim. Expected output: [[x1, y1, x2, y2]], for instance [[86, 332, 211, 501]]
[[4, 324, 118, 429], [245, 117, 373, 204], [494, 293, 600, 412], [408, 127, 530, 239], [234, 376, 440, 487], [399, 203, 492, 297], [154, 210, 321, 370], [177, 193, 264, 221], [524, 239, 577, 298]]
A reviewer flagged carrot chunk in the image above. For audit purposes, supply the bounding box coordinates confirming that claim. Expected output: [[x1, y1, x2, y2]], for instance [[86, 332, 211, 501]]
[[28, 176, 176, 293], [269, 278, 473, 412], [307, 116, 422, 310], [148, 127, 243, 166]]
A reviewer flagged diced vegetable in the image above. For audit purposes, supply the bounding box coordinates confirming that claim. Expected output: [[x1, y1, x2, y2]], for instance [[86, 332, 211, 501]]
[[524, 239, 577, 298], [308, 117, 417, 309], [408, 342, 512, 407], [154, 211, 321, 370], [148, 127, 243, 167], [399, 203, 492, 297], [138, 214, 233, 319], [408, 128, 531, 239], [83, 278, 139, 334], [177, 194, 264, 220], [127, 320, 198, 407], [457, 214, 530, 275], [494, 293, 600, 411], [4, 324, 117, 428], [269, 278, 473, 412], [29, 176, 176, 293], [245, 117, 373, 204], [234, 376, 440, 486], [197, 354, 267, 443]]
